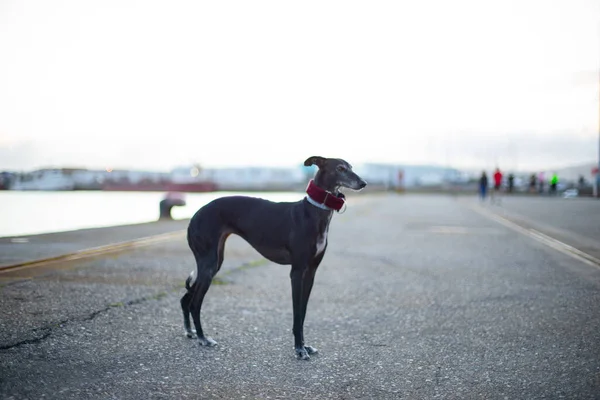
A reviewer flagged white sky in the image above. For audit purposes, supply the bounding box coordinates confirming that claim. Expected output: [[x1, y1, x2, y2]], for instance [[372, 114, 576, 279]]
[[0, 0, 599, 172]]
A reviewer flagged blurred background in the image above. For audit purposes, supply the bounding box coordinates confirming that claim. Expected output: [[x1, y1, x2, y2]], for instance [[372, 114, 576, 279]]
[[0, 0, 599, 235]]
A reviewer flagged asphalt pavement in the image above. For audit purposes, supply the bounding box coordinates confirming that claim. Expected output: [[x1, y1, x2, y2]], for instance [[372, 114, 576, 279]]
[[1, 193, 599, 399]]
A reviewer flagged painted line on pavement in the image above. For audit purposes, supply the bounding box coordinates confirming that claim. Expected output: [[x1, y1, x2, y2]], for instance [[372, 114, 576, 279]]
[[0, 230, 186, 274], [469, 204, 600, 270]]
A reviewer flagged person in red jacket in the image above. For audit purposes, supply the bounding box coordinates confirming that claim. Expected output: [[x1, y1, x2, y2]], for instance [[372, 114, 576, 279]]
[[491, 168, 502, 203], [493, 168, 503, 191]]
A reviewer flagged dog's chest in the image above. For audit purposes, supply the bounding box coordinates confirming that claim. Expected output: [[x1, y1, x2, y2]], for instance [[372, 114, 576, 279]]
[[315, 230, 328, 256]]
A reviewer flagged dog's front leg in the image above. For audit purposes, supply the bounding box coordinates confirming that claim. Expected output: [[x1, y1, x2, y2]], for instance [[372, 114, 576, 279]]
[[299, 254, 325, 357], [290, 266, 311, 360]]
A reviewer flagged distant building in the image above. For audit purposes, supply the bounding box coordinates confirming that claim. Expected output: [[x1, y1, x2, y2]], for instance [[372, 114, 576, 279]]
[[189, 166, 305, 191], [359, 163, 467, 189], [4, 162, 477, 192], [8, 168, 171, 191], [10, 169, 79, 190]]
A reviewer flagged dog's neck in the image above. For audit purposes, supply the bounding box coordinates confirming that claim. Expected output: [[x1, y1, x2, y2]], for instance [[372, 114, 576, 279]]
[[305, 180, 345, 212], [313, 173, 340, 195]]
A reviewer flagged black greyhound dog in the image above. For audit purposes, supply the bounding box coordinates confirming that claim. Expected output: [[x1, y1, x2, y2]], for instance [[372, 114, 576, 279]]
[[180, 156, 367, 360]]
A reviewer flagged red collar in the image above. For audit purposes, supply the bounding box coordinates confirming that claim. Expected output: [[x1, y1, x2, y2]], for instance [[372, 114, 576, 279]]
[[305, 180, 345, 211]]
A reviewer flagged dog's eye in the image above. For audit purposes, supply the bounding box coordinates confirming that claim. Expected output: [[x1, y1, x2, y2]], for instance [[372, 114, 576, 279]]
[[337, 165, 347, 172]]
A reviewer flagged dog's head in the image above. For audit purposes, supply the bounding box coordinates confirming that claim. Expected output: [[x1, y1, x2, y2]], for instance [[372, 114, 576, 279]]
[[304, 156, 367, 192]]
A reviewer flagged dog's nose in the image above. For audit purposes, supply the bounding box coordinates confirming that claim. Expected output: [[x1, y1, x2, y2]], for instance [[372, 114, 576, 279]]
[[359, 180, 367, 189]]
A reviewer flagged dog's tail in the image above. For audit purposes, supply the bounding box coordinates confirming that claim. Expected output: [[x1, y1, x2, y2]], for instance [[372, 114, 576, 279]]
[[185, 270, 196, 291]]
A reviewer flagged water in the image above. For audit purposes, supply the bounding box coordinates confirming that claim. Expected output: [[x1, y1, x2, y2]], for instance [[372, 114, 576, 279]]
[[0, 191, 304, 238]]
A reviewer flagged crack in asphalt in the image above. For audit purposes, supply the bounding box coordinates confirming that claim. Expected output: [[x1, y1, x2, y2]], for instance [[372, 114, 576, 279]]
[[0, 327, 52, 350], [0, 293, 163, 350], [0, 258, 269, 351]]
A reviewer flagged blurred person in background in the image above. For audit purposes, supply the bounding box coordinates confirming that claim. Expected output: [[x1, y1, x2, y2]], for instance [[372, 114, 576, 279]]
[[491, 167, 503, 204], [479, 171, 488, 201], [529, 173, 537, 193], [550, 173, 559, 195], [508, 173, 515, 193]]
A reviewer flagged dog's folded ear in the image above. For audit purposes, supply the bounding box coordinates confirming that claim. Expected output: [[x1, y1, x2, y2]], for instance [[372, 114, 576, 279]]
[[304, 156, 326, 168]]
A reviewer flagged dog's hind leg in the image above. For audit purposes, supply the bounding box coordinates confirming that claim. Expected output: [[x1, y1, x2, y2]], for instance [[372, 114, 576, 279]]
[[181, 293, 193, 337], [185, 222, 229, 347], [180, 273, 195, 338], [189, 266, 218, 346]]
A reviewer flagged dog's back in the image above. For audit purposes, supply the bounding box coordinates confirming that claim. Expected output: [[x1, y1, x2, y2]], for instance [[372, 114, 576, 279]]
[[188, 195, 305, 266]]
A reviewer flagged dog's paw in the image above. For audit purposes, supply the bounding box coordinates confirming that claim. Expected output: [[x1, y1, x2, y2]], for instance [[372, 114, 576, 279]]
[[295, 347, 311, 360], [184, 329, 197, 339], [304, 345, 318, 355], [198, 336, 218, 347]]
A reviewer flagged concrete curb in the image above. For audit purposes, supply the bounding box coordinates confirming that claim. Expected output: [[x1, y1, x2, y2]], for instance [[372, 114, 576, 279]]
[[0, 230, 186, 274]]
